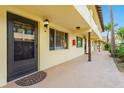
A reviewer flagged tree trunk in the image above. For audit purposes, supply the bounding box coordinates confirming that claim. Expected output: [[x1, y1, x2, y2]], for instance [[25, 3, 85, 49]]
[[121, 39, 124, 44], [107, 31, 109, 43], [122, 35, 124, 44], [109, 5, 116, 56]]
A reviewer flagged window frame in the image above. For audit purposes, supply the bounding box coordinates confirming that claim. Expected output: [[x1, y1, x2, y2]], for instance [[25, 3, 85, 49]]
[[49, 27, 68, 50], [49, 28, 55, 50], [76, 36, 83, 48]]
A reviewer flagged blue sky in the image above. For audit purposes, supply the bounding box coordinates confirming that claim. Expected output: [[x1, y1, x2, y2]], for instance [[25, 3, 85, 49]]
[[101, 5, 124, 36]]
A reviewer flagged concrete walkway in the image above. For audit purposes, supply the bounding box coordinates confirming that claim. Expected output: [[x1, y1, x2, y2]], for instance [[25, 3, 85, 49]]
[[3, 51, 124, 88]]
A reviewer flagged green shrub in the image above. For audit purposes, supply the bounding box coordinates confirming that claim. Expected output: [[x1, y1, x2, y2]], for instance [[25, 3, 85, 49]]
[[115, 44, 124, 62], [104, 43, 111, 51]]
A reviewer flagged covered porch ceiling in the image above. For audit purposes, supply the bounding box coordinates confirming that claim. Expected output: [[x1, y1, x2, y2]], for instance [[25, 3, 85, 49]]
[[12, 5, 100, 39], [13, 5, 90, 31]]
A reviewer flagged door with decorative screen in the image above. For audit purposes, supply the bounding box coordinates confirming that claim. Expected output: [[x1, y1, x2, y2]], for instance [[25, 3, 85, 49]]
[[7, 12, 38, 81]]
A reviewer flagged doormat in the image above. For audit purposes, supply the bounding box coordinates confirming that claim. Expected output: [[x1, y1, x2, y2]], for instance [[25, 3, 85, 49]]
[[15, 71, 47, 86]]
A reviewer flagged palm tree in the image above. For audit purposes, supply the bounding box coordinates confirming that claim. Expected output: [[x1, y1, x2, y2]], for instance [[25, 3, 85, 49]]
[[104, 23, 118, 43], [116, 27, 124, 44], [104, 23, 111, 43], [109, 5, 116, 56]]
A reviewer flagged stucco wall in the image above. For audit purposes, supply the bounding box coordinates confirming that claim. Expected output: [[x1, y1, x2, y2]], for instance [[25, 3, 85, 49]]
[[39, 26, 84, 70], [0, 6, 85, 87], [0, 8, 7, 87]]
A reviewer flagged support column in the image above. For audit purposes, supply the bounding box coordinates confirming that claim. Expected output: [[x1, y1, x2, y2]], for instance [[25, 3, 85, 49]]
[[99, 40, 101, 52], [88, 32, 91, 62], [84, 36, 87, 54], [94, 41, 97, 51]]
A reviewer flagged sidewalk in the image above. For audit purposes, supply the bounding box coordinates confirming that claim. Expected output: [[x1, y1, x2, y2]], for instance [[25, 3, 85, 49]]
[[3, 51, 124, 88]]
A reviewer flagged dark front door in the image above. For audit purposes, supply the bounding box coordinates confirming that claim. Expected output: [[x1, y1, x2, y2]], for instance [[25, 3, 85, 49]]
[[7, 12, 38, 81]]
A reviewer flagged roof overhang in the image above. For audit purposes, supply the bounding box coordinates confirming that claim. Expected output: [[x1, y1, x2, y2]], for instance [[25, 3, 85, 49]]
[[95, 5, 104, 32]]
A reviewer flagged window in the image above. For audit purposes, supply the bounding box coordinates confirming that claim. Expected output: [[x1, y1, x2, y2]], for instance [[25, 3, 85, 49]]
[[49, 28, 68, 50], [49, 28, 55, 50], [76, 36, 83, 48]]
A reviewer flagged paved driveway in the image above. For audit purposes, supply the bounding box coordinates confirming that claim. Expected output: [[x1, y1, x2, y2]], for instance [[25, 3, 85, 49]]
[[3, 51, 124, 88]]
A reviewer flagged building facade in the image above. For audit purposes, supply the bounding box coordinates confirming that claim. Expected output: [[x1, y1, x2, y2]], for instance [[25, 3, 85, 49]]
[[0, 5, 103, 87]]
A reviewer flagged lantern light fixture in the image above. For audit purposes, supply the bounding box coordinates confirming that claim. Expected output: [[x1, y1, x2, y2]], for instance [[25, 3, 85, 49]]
[[43, 19, 49, 28]]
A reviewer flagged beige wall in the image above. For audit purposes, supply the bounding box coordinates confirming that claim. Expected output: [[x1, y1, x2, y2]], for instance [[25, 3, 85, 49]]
[[39, 25, 84, 70], [0, 6, 85, 87], [0, 8, 7, 87]]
